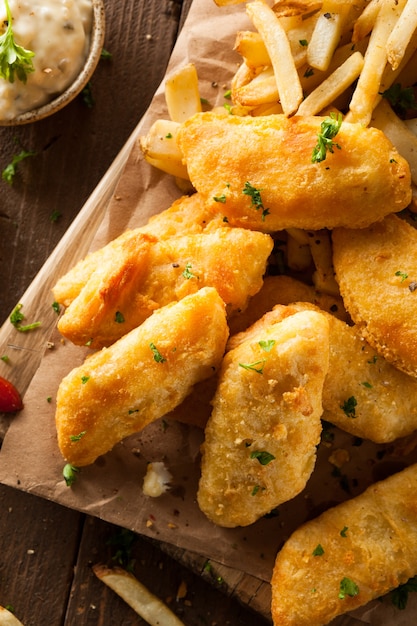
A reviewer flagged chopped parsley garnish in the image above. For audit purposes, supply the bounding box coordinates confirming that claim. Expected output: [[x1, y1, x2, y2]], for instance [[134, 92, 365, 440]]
[[213, 193, 227, 203], [395, 270, 408, 282], [361, 381, 372, 388], [9, 303, 41, 332], [242, 181, 270, 221], [338, 577, 359, 599], [224, 89, 232, 99], [2, 149, 35, 185], [0, 0, 35, 84], [251, 485, 260, 496], [312, 112, 343, 163], [81, 376, 90, 384], [312, 544, 324, 556], [341, 395, 357, 418], [250, 450, 276, 465], [149, 342, 166, 363], [82, 81, 94, 108], [52, 301, 60, 314], [340, 525, 348, 537], [63, 463, 79, 487], [381, 83, 417, 116], [165, 132, 173, 139], [182, 263, 196, 279], [69, 431, 86, 442], [1, 354, 9, 363], [50, 209, 61, 223], [239, 359, 266, 374], [114, 311, 125, 323], [299, 39, 309, 46], [259, 339, 275, 352], [107, 528, 137, 572], [390, 575, 417, 610], [100, 48, 112, 61]]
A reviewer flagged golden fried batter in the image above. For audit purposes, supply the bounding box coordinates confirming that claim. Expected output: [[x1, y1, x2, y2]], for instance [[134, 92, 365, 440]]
[[56, 287, 229, 467], [230, 301, 417, 442], [177, 112, 411, 232], [57, 227, 273, 349], [271, 463, 417, 626], [52, 192, 222, 308], [332, 214, 417, 377], [197, 309, 329, 527]]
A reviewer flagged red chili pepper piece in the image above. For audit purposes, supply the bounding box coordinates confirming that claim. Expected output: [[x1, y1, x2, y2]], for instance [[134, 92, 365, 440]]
[[0, 375, 23, 412]]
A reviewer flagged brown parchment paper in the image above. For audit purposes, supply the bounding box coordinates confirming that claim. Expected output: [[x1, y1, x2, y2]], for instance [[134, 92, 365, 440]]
[[1, 1, 417, 623]]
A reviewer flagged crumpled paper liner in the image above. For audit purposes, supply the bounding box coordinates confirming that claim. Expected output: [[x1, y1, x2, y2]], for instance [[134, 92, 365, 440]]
[[0, 1, 417, 624]]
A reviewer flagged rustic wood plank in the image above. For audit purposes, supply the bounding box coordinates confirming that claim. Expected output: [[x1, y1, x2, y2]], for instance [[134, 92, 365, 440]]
[[66, 515, 268, 625], [0, 484, 83, 625]]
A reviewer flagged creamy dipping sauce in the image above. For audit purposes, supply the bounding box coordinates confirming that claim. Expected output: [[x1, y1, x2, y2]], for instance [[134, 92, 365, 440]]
[[0, 0, 93, 120]]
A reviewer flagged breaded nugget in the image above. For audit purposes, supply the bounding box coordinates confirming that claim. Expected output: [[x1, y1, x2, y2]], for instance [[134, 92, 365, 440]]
[[177, 112, 411, 232], [228, 274, 348, 335], [56, 288, 229, 467], [197, 310, 329, 527], [53, 193, 221, 307], [57, 227, 273, 348], [230, 301, 417, 442], [332, 214, 417, 377], [271, 463, 417, 626]]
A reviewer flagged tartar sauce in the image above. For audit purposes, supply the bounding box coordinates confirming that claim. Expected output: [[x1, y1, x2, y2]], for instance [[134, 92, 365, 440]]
[[0, 0, 93, 120]]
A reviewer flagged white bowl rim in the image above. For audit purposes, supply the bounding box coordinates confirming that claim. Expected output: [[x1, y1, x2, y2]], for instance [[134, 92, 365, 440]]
[[0, 0, 106, 126]]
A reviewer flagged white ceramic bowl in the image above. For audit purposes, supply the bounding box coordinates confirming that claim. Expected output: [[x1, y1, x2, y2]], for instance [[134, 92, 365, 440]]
[[0, 0, 105, 126]]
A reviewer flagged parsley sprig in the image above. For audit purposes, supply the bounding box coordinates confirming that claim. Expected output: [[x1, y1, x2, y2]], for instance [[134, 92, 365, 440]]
[[0, 0, 35, 84], [312, 112, 343, 163]]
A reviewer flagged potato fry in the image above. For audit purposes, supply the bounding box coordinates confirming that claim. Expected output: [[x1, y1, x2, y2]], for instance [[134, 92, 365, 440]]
[[233, 66, 279, 106], [307, 229, 340, 296], [371, 98, 417, 185], [386, 0, 417, 70], [139, 119, 189, 179], [165, 63, 202, 123], [347, 0, 407, 125], [297, 50, 364, 115], [0, 608, 24, 626], [234, 30, 271, 68], [351, 0, 382, 43], [246, 0, 303, 115], [307, 1, 351, 71], [93, 565, 186, 626]]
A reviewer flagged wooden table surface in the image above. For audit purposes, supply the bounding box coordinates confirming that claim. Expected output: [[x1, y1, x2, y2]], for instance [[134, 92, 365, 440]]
[[0, 1, 270, 624]]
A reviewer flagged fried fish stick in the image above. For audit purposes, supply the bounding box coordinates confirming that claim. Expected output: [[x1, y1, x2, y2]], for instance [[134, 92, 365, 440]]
[[57, 227, 273, 348], [236, 301, 417, 442], [53, 193, 220, 307], [271, 463, 417, 626], [197, 310, 329, 528], [177, 112, 411, 232], [332, 214, 417, 377], [56, 287, 229, 467]]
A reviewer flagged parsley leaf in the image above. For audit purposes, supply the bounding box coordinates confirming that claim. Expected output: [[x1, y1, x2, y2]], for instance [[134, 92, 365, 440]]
[[390, 575, 417, 610], [63, 463, 79, 487], [2, 149, 35, 185], [9, 303, 40, 332], [0, 0, 35, 84], [341, 396, 357, 418], [239, 360, 266, 374], [381, 83, 417, 116], [242, 181, 270, 221], [149, 342, 166, 363], [313, 544, 324, 556], [312, 112, 343, 163], [339, 577, 359, 599], [250, 450, 276, 465]]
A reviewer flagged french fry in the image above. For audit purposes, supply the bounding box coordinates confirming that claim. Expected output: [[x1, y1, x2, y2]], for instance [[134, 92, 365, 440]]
[[307, 0, 351, 71], [347, 0, 407, 126], [371, 98, 417, 185], [308, 229, 340, 296], [246, 0, 303, 115], [297, 50, 364, 115], [93, 565, 186, 626], [0, 607, 24, 626], [234, 30, 271, 68], [386, 0, 417, 70], [351, 0, 382, 43], [165, 63, 202, 123], [233, 66, 279, 106], [286, 231, 313, 271], [139, 119, 189, 180]]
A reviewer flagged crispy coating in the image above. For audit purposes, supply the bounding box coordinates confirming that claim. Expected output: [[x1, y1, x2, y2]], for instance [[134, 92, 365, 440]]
[[271, 463, 417, 626], [197, 310, 329, 527], [57, 227, 273, 349], [56, 288, 229, 467], [52, 193, 222, 307], [332, 214, 417, 377], [177, 112, 411, 232], [236, 302, 417, 442], [228, 274, 348, 335]]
